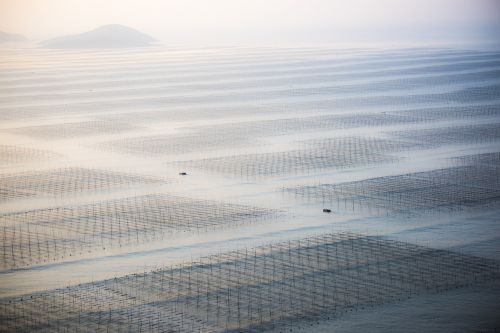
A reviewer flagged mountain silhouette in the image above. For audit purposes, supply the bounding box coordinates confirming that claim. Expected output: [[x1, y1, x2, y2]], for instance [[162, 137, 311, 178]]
[[41, 24, 156, 48], [0, 31, 28, 43]]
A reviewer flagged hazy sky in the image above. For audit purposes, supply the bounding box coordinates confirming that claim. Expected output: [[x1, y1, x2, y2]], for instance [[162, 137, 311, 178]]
[[1, 0, 499, 44]]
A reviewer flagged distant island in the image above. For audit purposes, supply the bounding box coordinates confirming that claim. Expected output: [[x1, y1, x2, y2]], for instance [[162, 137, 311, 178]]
[[0, 31, 28, 43], [41, 24, 156, 48]]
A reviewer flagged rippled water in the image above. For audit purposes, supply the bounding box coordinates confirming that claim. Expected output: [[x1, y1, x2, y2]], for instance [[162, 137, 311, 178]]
[[1, 45, 499, 332]]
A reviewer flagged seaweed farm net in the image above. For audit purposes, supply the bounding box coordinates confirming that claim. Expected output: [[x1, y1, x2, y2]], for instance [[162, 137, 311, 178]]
[[2, 79, 499, 122], [389, 104, 500, 122], [453, 151, 500, 167], [0, 167, 167, 200], [100, 132, 252, 156], [285, 165, 500, 215], [389, 122, 500, 146], [0, 194, 279, 270], [1, 232, 499, 333], [95, 96, 500, 128], [298, 136, 428, 154], [174, 137, 417, 178], [5, 121, 140, 140], [0, 145, 60, 165], [176, 112, 423, 139], [99, 113, 426, 158], [99, 104, 500, 158]]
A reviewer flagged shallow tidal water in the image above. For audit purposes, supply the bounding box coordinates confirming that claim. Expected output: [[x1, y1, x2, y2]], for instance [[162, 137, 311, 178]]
[[1, 45, 500, 332]]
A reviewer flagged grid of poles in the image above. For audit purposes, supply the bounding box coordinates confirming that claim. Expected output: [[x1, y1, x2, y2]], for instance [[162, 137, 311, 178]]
[[101, 112, 426, 157], [389, 104, 500, 122], [0, 167, 167, 200], [96, 102, 500, 130], [453, 151, 500, 168], [390, 122, 500, 146], [98, 100, 491, 159], [0, 194, 280, 270], [0, 145, 60, 165], [285, 164, 500, 216], [6, 121, 139, 140], [100, 132, 252, 156], [1, 232, 499, 333], [173, 137, 419, 179]]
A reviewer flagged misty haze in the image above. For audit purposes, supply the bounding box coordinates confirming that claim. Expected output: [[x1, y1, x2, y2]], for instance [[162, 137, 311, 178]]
[[1, 1, 500, 332]]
